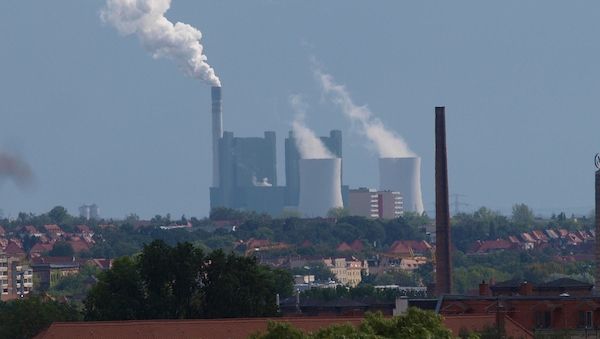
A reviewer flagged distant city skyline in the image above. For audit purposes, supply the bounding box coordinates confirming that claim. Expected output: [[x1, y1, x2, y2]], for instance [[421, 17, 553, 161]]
[[1, 1, 599, 219]]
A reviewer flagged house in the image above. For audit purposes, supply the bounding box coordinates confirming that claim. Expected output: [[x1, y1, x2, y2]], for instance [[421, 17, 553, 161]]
[[469, 239, 513, 254], [386, 241, 414, 258], [30, 257, 82, 290], [438, 280, 600, 338], [349, 240, 365, 252], [336, 242, 352, 252], [323, 257, 368, 287], [0, 225, 5, 237], [29, 242, 54, 257], [544, 229, 559, 240], [43, 224, 63, 238], [22, 225, 42, 237], [3, 241, 25, 259]]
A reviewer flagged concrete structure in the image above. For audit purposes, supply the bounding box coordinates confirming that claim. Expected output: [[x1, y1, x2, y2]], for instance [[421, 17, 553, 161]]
[[348, 188, 403, 219], [435, 106, 452, 296], [79, 204, 99, 220], [211, 86, 223, 187], [323, 257, 368, 287], [285, 130, 342, 206], [378, 157, 424, 214], [297, 158, 343, 217], [210, 131, 283, 215], [1, 252, 33, 301]]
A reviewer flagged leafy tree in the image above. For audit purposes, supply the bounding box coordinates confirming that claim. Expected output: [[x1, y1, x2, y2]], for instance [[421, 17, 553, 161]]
[[48, 241, 74, 257], [327, 207, 350, 219], [251, 310, 453, 339], [512, 203, 535, 228], [85, 241, 292, 321], [84, 256, 146, 320], [0, 297, 80, 339], [48, 206, 69, 225]]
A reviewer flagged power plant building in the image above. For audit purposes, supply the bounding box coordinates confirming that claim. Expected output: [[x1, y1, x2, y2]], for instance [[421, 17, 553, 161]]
[[348, 188, 403, 219], [210, 131, 284, 216], [285, 130, 343, 206]]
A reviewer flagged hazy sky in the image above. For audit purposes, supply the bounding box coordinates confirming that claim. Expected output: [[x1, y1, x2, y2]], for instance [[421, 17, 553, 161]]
[[1, 1, 599, 219]]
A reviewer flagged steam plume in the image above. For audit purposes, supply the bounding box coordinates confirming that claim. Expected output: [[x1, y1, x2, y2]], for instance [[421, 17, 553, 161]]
[[101, 0, 221, 87], [0, 151, 33, 189], [290, 95, 333, 159], [316, 70, 415, 158]]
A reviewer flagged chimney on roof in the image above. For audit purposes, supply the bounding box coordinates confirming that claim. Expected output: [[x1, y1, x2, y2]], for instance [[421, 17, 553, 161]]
[[479, 280, 491, 296], [435, 107, 452, 295]]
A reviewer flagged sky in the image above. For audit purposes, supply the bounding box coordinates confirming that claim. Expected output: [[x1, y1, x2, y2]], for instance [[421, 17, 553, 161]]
[[0, 1, 599, 219]]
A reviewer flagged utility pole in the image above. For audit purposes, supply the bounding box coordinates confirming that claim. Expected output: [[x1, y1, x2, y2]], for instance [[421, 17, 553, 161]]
[[451, 194, 469, 215]]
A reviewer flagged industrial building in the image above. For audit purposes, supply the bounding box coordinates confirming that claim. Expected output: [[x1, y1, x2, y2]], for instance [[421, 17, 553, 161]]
[[285, 130, 342, 206], [348, 188, 403, 219]]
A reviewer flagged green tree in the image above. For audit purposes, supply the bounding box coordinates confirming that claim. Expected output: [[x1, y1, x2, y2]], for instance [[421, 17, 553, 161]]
[[327, 207, 350, 219], [512, 203, 534, 228], [84, 256, 146, 320], [0, 297, 80, 339], [48, 206, 69, 225], [251, 310, 453, 339], [48, 241, 74, 257]]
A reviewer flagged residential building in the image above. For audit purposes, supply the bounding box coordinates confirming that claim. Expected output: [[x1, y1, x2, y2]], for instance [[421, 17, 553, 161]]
[[1, 252, 33, 301], [347, 188, 403, 219], [323, 257, 368, 287]]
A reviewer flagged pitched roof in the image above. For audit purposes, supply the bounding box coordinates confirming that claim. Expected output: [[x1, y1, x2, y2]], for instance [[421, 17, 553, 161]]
[[472, 239, 513, 253], [538, 278, 593, 289], [44, 224, 63, 233], [336, 242, 353, 252], [4, 241, 25, 257], [29, 242, 54, 254], [350, 240, 365, 252], [34, 317, 364, 339], [387, 241, 414, 257], [76, 225, 92, 233]]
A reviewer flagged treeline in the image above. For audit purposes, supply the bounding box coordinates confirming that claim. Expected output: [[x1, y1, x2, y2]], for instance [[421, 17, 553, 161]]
[[84, 240, 293, 320]]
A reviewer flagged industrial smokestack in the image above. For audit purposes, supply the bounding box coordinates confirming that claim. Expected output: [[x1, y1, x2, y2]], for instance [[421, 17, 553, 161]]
[[298, 158, 343, 217], [378, 157, 424, 214], [435, 106, 452, 295], [595, 161, 600, 292], [211, 86, 223, 187]]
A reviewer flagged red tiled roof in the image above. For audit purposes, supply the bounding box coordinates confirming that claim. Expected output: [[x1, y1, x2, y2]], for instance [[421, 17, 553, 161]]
[[23, 225, 39, 235], [76, 225, 92, 233], [245, 238, 270, 249], [4, 241, 25, 257], [336, 242, 353, 252], [34, 317, 365, 339], [471, 239, 513, 253], [68, 240, 90, 253], [350, 240, 365, 252], [30, 243, 54, 254], [387, 241, 413, 257], [44, 224, 63, 233]]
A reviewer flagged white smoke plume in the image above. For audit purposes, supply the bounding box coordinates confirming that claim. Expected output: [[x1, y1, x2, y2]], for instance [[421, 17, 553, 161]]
[[101, 0, 221, 87], [316, 70, 415, 158], [290, 95, 334, 159]]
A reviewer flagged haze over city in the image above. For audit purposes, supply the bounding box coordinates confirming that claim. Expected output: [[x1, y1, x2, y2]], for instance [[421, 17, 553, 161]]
[[1, 1, 599, 219]]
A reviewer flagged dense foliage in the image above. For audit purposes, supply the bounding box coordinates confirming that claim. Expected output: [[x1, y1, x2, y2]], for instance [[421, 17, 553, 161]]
[[251, 309, 454, 339], [84, 240, 293, 320], [0, 297, 81, 339]]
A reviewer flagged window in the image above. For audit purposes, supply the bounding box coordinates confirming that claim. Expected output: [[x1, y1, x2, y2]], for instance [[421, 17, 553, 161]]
[[535, 311, 551, 329], [579, 311, 593, 329]]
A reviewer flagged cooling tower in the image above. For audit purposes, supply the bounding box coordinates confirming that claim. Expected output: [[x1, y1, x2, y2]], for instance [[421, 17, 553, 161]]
[[298, 158, 343, 217], [211, 86, 223, 187], [379, 157, 424, 214]]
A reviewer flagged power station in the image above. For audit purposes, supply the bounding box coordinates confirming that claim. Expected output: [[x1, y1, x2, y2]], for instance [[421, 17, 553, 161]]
[[208, 86, 421, 218]]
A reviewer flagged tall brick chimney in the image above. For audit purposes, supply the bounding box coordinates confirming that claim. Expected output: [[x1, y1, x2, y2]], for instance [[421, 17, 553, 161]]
[[595, 166, 600, 292], [435, 106, 452, 295]]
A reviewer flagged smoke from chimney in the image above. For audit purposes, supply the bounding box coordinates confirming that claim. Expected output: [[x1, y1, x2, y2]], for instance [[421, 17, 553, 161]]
[[101, 0, 221, 87], [0, 150, 33, 189], [316, 69, 414, 158], [290, 95, 334, 159]]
